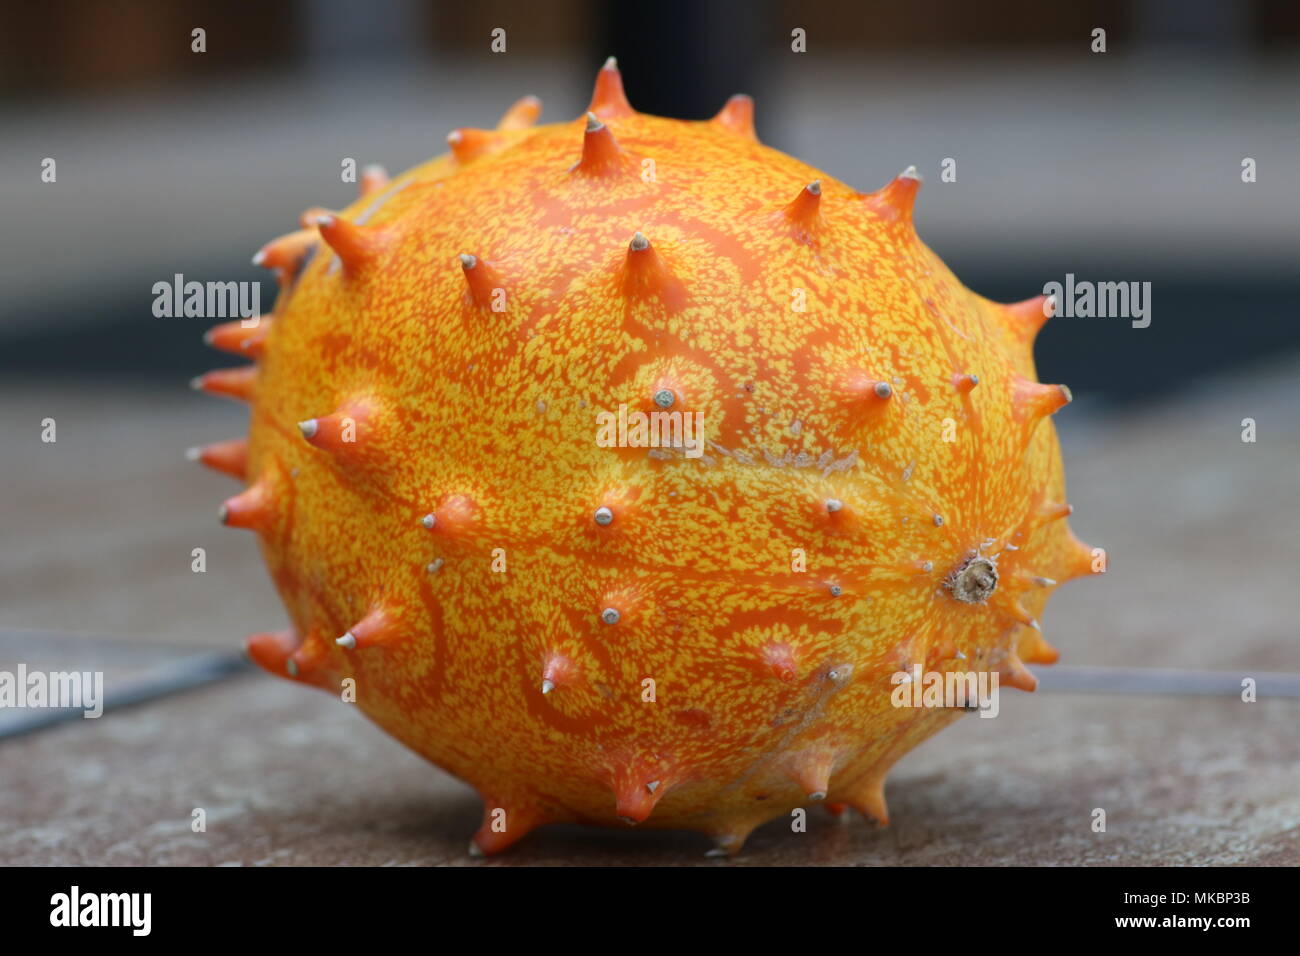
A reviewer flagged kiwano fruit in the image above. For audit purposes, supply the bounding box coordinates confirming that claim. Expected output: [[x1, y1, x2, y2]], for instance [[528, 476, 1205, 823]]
[[194, 60, 1097, 857]]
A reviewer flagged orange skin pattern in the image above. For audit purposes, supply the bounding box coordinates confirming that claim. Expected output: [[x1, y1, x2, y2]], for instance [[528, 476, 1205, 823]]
[[199, 62, 1097, 856]]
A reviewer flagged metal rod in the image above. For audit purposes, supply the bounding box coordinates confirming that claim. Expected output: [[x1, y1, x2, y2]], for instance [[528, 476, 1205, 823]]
[[0, 652, 251, 741], [1037, 665, 1300, 698]]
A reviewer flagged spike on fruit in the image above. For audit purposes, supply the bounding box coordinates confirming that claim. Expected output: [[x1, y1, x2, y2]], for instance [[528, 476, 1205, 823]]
[[199, 62, 1095, 857], [298, 396, 382, 466], [847, 776, 889, 825], [458, 253, 506, 310], [587, 56, 634, 120], [470, 799, 549, 856], [279, 631, 338, 690], [298, 206, 335, 229], [573, 112, 626, 177], [836, 368, 896, 425], [189, 437, 248, 480], [336, 606, 400, 651], [608, 759, 672, 824], [218, 479, 273, 532], [191, 365, 257, 403], [762, 642, 798, 683], [999, 654, 1038, 693], [705, 820, 762, 858], [540, 650, 577, 695], [497, 94, 543, 131], [204, 319, 268, 358], [999, 595, 1039, 629], [1004, 293, 1055, 345], [783, 180, 823, 243], [621, 232, 684, 309], [862, 166, 921, 223], [1020, 630, 1061, 665], [712, 93, 756, 140], [1042, 501, 1074, 524], [252, 229, 315, 272], [245, 629, 300, 680], [1013, 377, 1072, 423], [420, 493, 482, 539], [359, 164, 389, 198], [313, 214, 384, 273], [1063, 530, 1102, 580], [787, 750, 837, 801], [447, 127, 497, 164]]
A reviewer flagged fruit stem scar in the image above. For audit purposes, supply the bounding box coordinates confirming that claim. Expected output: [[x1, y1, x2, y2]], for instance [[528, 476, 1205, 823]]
[[945, 553, 999, 604]]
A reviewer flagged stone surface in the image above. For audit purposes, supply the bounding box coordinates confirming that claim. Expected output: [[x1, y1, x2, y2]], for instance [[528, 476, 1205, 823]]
[[0, 675, 1295, 866]]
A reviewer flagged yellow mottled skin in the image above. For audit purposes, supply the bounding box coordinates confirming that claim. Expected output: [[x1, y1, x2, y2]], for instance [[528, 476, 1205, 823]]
[[201, 63, 1096, 855]]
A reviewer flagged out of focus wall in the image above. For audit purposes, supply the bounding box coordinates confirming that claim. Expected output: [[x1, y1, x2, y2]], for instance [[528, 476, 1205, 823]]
[[8, 1, 1298, 98], [2, 0, 1297, 407]]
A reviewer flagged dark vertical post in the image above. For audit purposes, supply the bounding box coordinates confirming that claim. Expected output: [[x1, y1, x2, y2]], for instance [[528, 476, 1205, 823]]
[[597, 0, 775, 119]]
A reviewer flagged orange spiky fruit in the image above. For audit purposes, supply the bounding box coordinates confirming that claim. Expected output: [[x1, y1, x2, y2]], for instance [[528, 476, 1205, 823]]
[[197, 59, 1099, 856]]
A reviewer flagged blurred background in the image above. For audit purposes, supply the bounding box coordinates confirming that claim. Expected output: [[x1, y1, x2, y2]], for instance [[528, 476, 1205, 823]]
[[4, 0, 1299, 394], [1, 0, 1297, 865]]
